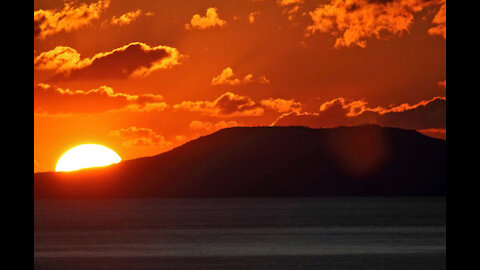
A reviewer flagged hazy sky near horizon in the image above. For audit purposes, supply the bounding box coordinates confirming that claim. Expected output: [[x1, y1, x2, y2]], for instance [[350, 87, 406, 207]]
[[34, 0, 446, 172]]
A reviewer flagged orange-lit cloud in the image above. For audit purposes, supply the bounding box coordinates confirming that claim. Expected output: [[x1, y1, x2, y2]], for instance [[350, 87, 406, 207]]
[[175, 135, 187, 141], [109, 126, 172, 147], [314, 96, 442, 118], [211, 67, 270, 86], [307, 0, 443, 48], [185, 7, 226, 30], [34, 83, 167, 114], [174, 92, 264, 117], [428, 2, 446, 39], [34, 42, 183, 80], [248, 11, 261, 24], [190, 120, 241, 132], [285, 5, 301, 14], [175, 92, 305, 117], [438, 80, 446, 89], [277, 0, 304, 6], [110, 9, 144, 26], [260, 98, 302, 113], [34, 0, 110, 39], [319, 98, 374, 117], [284, 5, 301, 21], [274, 96, 446, 130], [378, 97, 445, 114], [34, 46, 89, 73]]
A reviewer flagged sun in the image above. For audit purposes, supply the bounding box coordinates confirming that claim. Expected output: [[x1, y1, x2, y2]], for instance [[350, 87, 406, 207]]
[[55, 144, 121, 172]]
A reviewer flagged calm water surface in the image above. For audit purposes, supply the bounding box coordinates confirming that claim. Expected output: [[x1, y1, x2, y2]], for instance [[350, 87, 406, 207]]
[[34, 197, 446, 270]]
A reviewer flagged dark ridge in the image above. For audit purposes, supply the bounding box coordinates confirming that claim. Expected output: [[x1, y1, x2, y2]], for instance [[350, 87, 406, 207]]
[[34, 125, 446, 199]]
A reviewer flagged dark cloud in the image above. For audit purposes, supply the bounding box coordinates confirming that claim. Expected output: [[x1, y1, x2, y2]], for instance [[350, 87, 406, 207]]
[[34, 42, 183, 81], [378, 98, 446, 130], [273, 96, 445, 131], [34, 84, 167, 115], [173, 92, 264, 117]]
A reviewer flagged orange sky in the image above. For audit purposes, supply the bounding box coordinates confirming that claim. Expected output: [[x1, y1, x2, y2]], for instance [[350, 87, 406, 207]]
[[34, 0, 446, 172]]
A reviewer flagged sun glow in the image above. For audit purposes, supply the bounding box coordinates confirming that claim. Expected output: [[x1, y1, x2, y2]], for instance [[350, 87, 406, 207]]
[[55, 144, 121, 172]]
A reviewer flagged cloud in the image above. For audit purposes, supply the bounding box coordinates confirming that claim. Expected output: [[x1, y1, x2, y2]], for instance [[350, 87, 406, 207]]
[[174, 92, 264, 117], [279, 4, 303, 23], [34, 0, 110, 39], [428, 1, 446, 39], [273, 96, 446, 131], [34, 42, 183, 80], [175, 135, 187, 141], [185, 7, 226, 30], [175, 92, 305, 117], [110, 9, 144, 26], [33, 46, 89, 73], [34, 83, 167, 114], [248, 11, 261, 24], [190, 120, 241, 132], [260, 98, 303, 113], [306, 0, 443, 48], [277, 0, 304, 6], [438, 80, 446, 89], [211, 67, 270, 85], [378, 97, 446, 130], [319, 97, 375, 117], [285, 5, 301, 14], [109, 126, 172, 147]]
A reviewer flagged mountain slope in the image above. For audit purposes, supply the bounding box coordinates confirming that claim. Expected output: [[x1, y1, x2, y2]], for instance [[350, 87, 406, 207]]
[[34, 125, 446, 199]]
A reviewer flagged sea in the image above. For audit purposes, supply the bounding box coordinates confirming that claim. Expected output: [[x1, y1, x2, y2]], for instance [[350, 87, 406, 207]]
[[34, 197, 446, 270]]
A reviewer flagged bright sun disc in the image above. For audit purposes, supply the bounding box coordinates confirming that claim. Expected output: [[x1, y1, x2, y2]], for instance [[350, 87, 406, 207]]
[[55, 144, 121, 172]]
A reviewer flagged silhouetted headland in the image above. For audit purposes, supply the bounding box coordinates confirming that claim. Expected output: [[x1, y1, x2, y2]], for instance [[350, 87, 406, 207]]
[[34, 125, 446, 199]]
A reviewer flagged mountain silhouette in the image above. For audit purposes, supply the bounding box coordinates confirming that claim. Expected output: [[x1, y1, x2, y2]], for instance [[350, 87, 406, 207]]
[[34, 125, 446, 199]]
